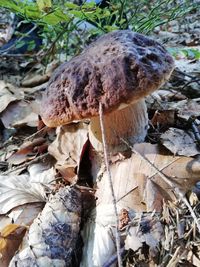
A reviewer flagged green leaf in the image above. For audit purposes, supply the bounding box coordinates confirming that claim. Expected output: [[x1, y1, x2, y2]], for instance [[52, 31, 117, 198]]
[[65, 2, 79, 9], [15, 40, 26, 49], [42, 9, 70, 25], [36, 0, 52, 12], [27, 40, 36, 51]]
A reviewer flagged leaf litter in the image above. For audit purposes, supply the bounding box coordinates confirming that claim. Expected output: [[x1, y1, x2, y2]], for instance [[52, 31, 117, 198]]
[[0, 6, 200, 267]]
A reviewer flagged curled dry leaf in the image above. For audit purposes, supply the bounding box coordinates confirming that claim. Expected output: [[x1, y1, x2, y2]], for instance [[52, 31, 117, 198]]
[[0, 224, 27, 267], [1, 100, 38, 128], [175, 56, 200, 73], [149, 97, 200, 121], [187, 251, 200, 267], [161, 128, 200, 156], [48, 122, 88, 182], [20, 82, 48, 96], [9, 187, 82, 267], [0, 163, 56, 214], [0, 81, 23, 113]]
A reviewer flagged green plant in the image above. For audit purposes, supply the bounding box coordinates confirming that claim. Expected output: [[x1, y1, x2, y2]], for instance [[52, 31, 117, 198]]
[[168, 47, 200, 60], [0, 0, 198, 64]]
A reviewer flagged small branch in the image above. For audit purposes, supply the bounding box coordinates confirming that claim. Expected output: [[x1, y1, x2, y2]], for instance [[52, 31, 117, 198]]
[[99, 103, 122, 267], [24, 126, 48, 141], [181, 78, 200, 91], [174, 69, 200, 83], [2, 152, 49, 175], [103, 248, 125, 267]]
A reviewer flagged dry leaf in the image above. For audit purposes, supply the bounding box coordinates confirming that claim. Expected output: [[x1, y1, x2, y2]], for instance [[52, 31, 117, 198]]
[[0, 203, 44, 231], [150, 89, 186, 102], [0, 224, 27, 267], [9, 187, 82, 267], [175, 56, 200, 73], [7, 137, 46, 165], [0, 163, 56, 214], [144, 179, 168, 211], [94, 143, 200, 212], [147, 96, 200, 121], [187, 251, 200, 266], [0, 81, 23, 113], [175, 98, 200, 120], [1, 100, 38, 128], [151, 110, 175, 127], [154, 98, 200, 120], [21, 74, 50, 87], [21, 60, 58, 87], [125, 214, 163, 253], [82, 143, 200, 267], [161, 128, 200, 156], [48, 122, 88, 182], [19, 82, 48, 96]]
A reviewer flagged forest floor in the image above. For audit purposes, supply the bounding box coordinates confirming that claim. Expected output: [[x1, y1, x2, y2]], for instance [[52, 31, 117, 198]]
[[0, 6, 200, 267]]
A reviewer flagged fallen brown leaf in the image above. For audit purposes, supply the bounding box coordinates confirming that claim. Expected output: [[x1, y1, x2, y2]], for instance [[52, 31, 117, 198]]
[[95, 143, 200, 212], [151, 110, 176, 127], [1, 100, 38, 128], [161, 128, 200, 156], [7, 137, 46, 165], [0, 224, 27, 267], [0, 81, 23, 113], [48, 122, 88, 183]]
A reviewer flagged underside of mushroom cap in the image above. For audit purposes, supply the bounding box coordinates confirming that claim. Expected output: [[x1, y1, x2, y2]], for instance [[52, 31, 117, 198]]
[[41, 30, 174, 127]]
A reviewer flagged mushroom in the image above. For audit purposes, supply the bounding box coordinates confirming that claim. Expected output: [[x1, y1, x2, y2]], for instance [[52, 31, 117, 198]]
[[41, 30, 174, 153], [40, 31, 175, 266]]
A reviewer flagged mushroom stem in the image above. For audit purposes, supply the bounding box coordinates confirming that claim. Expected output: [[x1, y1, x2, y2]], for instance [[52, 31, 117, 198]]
[[89, 99, 148, 153]]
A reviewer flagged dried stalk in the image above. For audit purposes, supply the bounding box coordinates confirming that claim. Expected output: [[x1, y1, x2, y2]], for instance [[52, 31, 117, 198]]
[[99, 103, 122, 267]]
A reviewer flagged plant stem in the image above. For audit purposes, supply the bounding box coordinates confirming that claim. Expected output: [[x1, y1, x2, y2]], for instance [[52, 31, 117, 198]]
[[99, 103, 122, 267]]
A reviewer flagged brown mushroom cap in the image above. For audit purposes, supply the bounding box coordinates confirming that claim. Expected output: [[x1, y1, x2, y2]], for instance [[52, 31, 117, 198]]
[[41, 30, 174, 127]]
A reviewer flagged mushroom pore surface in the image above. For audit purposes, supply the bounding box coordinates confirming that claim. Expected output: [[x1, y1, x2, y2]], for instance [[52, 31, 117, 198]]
[[41, 30, 174, 127]]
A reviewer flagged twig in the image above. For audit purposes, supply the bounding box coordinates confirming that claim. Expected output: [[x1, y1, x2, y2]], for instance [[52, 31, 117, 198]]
[[0, 53, 38, 58], [103, 248, 125, 267], [166, 246, 181, 267], [99, 103, 122, 267], [174, 69, 200, 84], [24, 126, 48, 141], [2, 152, 49, 175], [181, 78, 200, 91], [120, 137, 200, 233]]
